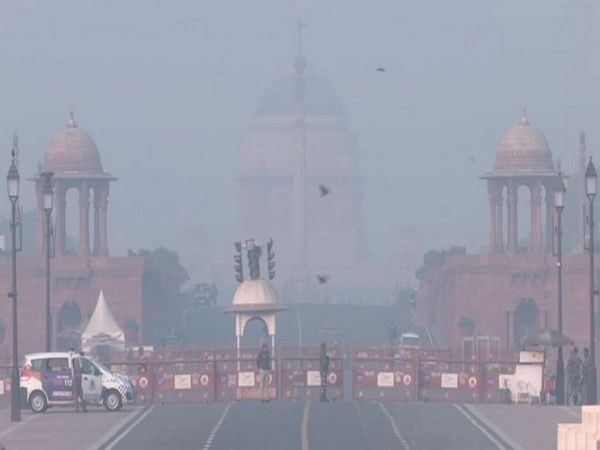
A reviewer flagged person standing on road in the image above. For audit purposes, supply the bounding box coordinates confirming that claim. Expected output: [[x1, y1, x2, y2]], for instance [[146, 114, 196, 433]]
[[319, 342, 330, 402], [70, 349, 86, 412], [388, 322, 398, 347], [581, 347, 590, 405], [256, 343, 271, 403], [567, 347, 583, 405]]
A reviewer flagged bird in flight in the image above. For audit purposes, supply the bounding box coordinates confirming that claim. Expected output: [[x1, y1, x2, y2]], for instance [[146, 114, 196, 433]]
[[318, 184, 330, 197], [376, 67, 385, 73], [316, 274, 329, 284]]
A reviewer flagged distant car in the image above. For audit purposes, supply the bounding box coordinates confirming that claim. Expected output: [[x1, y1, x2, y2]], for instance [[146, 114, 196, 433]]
[[21, 351, 135, 413], [400, 332, 422, 348]]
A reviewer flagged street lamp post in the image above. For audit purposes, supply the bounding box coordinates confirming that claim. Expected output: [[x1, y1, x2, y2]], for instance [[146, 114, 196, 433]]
[[586, 157, 598, 405], [554, 176, 566, 405], [42, 173, 53, 352], [6, 150, 20, 422]]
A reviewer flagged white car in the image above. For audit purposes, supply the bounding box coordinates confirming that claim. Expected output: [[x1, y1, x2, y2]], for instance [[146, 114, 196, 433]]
[[400, 332, 422, 348], [20, 352, 135, 413]]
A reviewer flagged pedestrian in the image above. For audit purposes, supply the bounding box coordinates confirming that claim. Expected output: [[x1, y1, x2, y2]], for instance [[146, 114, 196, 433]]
[[256, 343, 271, 403], [388, 322, 398, 347], [581, 347, 590, 405], [319, 342, 330, 402], [70, 348, 86, 412], [567, 347, 583, 406]]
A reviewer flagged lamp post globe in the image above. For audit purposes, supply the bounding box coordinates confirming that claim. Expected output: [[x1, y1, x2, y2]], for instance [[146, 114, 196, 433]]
[[6, 152, 20, 422], [586, 157, 598, 405]]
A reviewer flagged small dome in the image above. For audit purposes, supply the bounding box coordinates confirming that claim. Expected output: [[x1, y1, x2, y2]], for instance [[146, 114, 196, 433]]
[[256, 73, 345, 117], [42, 113, 103, 174], [232, 279, 279, 306], [494, 112, 554, 173]]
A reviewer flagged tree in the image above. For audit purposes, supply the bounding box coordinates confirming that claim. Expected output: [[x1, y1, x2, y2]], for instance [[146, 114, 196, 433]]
[[137, 248, 190, 344]]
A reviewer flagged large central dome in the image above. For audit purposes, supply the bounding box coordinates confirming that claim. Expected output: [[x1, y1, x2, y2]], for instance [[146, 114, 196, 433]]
[[256, 72, 345, 117], [42, 113, 103, 174], [494, 113, 554, 174]]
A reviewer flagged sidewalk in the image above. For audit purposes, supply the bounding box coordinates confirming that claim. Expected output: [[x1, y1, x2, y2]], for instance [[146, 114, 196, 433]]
[[467, 404, 581, 450], [0, 405, 144, 450]]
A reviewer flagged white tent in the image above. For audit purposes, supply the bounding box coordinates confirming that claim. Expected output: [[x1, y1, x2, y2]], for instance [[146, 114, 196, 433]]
[[81, 290, 125, 353]]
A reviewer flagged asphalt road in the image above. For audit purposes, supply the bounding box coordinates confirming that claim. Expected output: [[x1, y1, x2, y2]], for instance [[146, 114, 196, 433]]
[[107, 401, 506, 450]]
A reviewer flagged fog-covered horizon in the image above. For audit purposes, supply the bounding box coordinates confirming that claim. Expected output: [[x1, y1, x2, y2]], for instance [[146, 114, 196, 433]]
[[1, 0, 599, 281]]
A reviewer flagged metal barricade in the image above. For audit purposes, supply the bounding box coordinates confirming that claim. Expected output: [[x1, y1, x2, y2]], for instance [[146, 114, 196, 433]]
[[215, 358, 278, 401], [352, 357, 416, 401], [280, 357, 343, 401], [418, 360, 482, 402]]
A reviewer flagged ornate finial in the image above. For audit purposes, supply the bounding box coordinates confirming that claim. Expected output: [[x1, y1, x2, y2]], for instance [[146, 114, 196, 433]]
[[556, 157, 562, 173], [519, 107, 529, 125], [68, 111, 77, 127], [580, 131, 586, 146]]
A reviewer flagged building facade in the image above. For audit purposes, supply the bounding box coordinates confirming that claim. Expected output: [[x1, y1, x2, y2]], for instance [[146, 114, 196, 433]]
[[418, 112, 596, 349], [0, 113, 144, 358]]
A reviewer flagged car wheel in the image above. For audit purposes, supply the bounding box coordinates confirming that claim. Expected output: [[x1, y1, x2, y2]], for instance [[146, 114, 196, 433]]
[[104, 390, 123, 412], [30, 391, 47, 413]]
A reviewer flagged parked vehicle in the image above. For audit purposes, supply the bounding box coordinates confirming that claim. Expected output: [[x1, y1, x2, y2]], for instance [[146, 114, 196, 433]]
[[20, 351, 135, 413], [400, 332, 422, 348]]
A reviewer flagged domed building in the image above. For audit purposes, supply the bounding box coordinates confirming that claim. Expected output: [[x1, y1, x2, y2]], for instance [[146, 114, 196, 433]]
[[235, 28, 391, 304], [240, 71, 364, 271], [0, 113, 144, 357], [226, 279, 287, 349], [418, 111, 594, 351], [482, 112, 562, 254], [35, 112, 115, 258]]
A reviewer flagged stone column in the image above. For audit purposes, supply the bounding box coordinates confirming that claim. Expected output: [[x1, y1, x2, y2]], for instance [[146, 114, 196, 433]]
[[531, 182, 543, 253], [94, 183, 109, 256], [78, 182, 90, 257], [55, 184, 66, 257], [507, 183, 519, 253], [488, 181, 503, 252], [545, 184, 554, 253], [496, 186, 504, 251]]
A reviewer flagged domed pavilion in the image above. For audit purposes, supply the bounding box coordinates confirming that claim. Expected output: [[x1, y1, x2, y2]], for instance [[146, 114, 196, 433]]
[[482, 112, 562, 254], [225, 279, 287, 350], [34, 112, 116, 257]]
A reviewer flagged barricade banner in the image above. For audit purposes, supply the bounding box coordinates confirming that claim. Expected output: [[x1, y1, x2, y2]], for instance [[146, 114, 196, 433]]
[[281, 357, 343, 401], [215, 359, 278, 401], [353, 358, 416, 401], [418, 360, 482, 402], [153, 360, 215, 403]]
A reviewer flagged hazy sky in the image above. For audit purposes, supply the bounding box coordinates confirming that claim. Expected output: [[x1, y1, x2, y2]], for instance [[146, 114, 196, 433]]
[[1, 0, 599, 278]]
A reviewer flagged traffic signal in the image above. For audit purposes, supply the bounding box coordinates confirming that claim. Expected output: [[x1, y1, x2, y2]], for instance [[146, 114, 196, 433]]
[[233, 242, 243, 283], [267, 238, 276, 280], [248, 246, 262, 280]]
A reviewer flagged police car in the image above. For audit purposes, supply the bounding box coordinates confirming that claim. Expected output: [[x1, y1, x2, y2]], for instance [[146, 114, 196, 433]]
[[20, 352, 135, 413]]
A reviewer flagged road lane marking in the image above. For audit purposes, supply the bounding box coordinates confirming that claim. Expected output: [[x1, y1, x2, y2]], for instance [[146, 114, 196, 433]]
[[453, 403, 521, 450], [301, 400, 310, 450], [0, 413, 39, 440], [374, 401, 411, 450], [97, 406, 156, 450], [560, 406, 581, 419], [461, 404, 523, 450], [202, 401, 233, 450]]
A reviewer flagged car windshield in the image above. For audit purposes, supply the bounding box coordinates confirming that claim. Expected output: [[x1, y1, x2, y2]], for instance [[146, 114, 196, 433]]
[[89, 359, 111, 375]]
